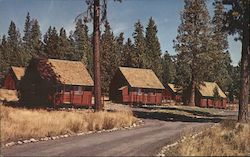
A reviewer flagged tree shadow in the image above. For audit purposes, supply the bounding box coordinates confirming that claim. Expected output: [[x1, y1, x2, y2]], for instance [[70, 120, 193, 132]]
[[133, 109, 224, 123], [140, 106, 229, 118]]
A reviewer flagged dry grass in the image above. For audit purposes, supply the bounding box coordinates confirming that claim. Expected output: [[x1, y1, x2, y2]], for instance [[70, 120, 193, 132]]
[[0, 105, 136, 143], [164, 120, 250, 156]]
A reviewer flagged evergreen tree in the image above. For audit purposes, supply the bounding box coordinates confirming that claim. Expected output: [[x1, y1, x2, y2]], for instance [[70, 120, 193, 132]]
[[0, 35, 9, 72], [7, 21, 25, 66], [132, 20, 146, 68], [121, 38, 134, 67], [161, 52, 176, 86], [23, 12, 32, 60], [58, 27, 71, 59], [223, 0, 249, 123], [145, 17, 162, 78], [44, 27, 60, 58], [209, 0, 232, 91], [174, 0, 213, 106], [100, 21, 117, 94], [74, 19, 88, 63], [30, 19, 42, 57], [115, 32, 124, 66]]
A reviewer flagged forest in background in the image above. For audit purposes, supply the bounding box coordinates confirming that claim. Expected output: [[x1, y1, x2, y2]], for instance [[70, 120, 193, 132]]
[[0, 0, 245, 102]]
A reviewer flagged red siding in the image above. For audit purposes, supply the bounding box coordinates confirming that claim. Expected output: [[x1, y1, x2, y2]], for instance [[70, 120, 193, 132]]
[[162, 89, 182, 103], [120, 89, 162, 105], [54, 91, 93, 106], [3, 73, 17, 90]]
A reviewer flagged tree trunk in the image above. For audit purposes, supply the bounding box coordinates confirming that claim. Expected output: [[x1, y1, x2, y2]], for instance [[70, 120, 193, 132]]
[[188, 76, 196, 106], [93, 0, 102, 111], [238, 11, 249, 123]]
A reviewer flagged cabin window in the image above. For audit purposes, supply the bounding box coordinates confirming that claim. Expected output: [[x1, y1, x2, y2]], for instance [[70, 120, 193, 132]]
[[138, 88, 142, 95], [65, 86, 72, 92], [74, 86, 82, 94]]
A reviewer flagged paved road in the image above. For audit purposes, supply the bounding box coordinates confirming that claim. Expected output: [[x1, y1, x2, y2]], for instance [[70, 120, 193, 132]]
[[2, 108, 234, 156]]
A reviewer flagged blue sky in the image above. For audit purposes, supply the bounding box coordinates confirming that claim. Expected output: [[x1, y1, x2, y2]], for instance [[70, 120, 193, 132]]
[[0, 0, 241, 65]]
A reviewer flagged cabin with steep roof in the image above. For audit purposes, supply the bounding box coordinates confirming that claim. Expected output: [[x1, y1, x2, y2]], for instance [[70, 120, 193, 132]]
[[20, 58, 94, 107], [195, 81, 227, 109], [163, 83, 182, 103], [3, 66, 25, 90], [109, 67, 165, 105]]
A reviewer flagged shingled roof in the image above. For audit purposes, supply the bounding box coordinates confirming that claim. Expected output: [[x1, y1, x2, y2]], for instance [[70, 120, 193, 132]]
[[11, 66, 25, 81], [168, 83, 183, 94], [46, 59, 93, 86], [197, 82, 227, 98], [119, 67, 164, 89]]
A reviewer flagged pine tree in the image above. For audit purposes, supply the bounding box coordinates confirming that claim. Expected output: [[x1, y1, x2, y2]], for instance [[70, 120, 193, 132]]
[[23, 12, 32, 60], [30, 19, 42, 57], [132, 20, 146, 68], [161, 52, 176, 86], [100, 21, 117, 94], [121, 38, 134, 67], [0, 35, 9, 72], [44, 27, 60, 58], [115, 32, 124, 66], [58, 27, 71, 59], [174, 0, 213, 106], [73, 19, 88, 63], [223, 0, 249, 123], [7, 21, 25, 66], [209, 0, 232, 91], [145, 17, 162, 78]]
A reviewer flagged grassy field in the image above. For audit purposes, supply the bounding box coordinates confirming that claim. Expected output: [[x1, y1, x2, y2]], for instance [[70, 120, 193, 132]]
[[0, 105, 136, 144], [164, 120, 250, 156]]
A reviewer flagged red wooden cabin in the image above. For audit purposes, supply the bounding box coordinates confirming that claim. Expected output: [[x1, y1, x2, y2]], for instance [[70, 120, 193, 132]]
[[20, 58, 94, 107], [109, 67, 165, 105], [195, 82, 227, 109], [3, 66, 25, 90], [163, 83, 182, 103]]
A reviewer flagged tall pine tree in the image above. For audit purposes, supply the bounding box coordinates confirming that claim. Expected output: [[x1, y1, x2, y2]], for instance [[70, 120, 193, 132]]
[[174, 0, 214, 106], [30, 19, 42, 57], [145, 17, 162, 78], [100, 21, 117, 94], [132, 20, 146, 68], [7, 21, 25, 67]]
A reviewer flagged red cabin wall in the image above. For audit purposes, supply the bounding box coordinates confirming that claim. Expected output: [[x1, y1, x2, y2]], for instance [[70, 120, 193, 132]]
[[54, 89, 93, 106], [3, 73, 17, 90], [120, 89, 162, 105]]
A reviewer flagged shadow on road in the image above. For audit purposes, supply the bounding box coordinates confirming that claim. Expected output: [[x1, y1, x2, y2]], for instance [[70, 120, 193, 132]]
[[141, 106, 229, 118], [133, 109, 224, 123]]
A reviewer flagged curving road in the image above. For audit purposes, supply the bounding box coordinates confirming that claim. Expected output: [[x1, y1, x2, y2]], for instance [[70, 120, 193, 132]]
[[1, 108, 234, 156]]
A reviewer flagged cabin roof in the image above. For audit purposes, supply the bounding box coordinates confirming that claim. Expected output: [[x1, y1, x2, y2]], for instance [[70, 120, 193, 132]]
[[197, 81, 227, 98], [11, 66, 25, 81], [118, 67, 164, 89], [47, 59, 93, 86], [168, 83, 183, 94]]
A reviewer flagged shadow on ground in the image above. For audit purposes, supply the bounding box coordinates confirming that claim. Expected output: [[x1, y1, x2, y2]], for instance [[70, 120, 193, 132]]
[[141, 106, 228, 118], [133, 109, 228, 123]]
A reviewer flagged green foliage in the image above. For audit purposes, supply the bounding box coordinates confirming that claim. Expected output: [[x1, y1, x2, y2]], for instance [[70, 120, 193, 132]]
[[131, 20, 146, 68], [100, 21, 120, 94], [145, 17, 163, 79], [6, 21, 25, 67], [161, 52, 176, 86], [121, 38, 134, 67]]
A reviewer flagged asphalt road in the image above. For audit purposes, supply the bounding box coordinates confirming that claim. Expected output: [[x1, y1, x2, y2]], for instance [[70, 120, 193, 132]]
[[1, 108, 234, 156]]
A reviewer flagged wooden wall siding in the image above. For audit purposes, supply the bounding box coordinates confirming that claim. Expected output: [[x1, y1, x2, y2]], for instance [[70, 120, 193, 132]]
[[3, 73, 16, 90], [54, 91, 93, 106], [121, 90, 162, 104], [162, 89, 182, 103]]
